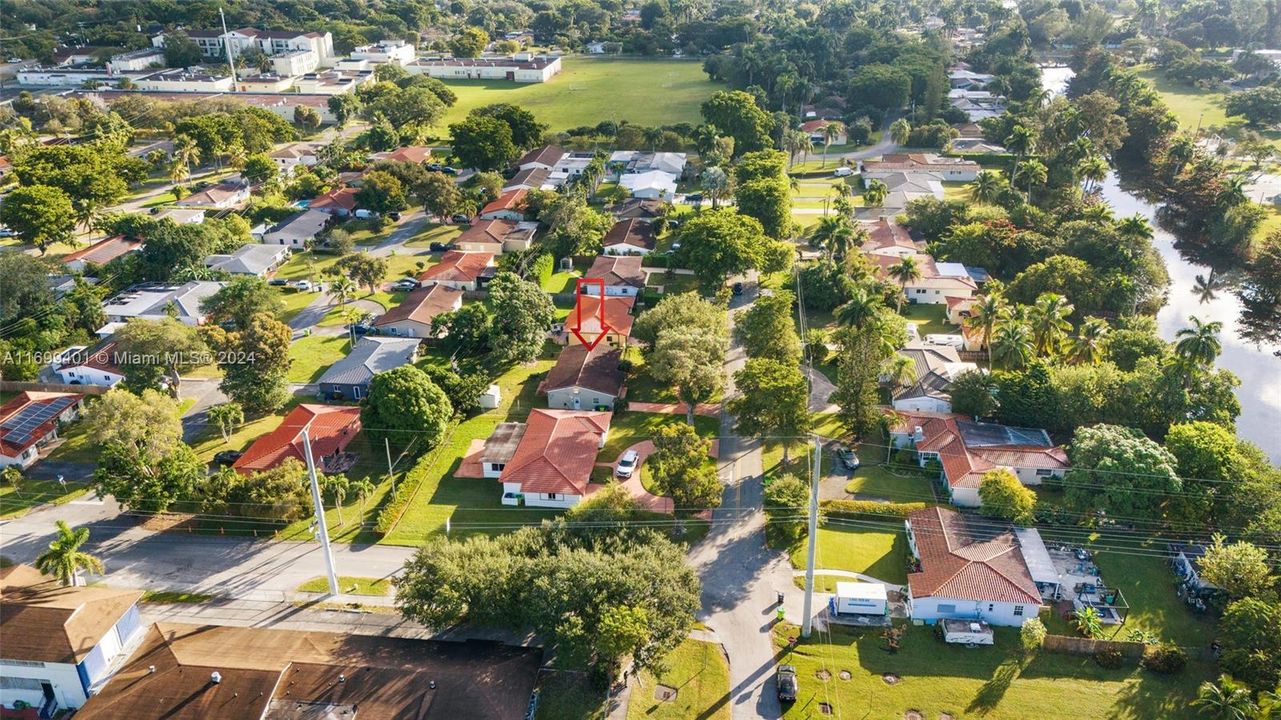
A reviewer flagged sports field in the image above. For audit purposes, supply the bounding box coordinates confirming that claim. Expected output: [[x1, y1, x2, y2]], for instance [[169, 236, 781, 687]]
[[437, 56, 720, 131]]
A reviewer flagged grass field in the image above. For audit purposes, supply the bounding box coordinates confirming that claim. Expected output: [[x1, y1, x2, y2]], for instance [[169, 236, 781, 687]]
[[902, 303, 955, 337], [772, 622, 1209, 719], [437, 57, 719, 131], [789, 526, 909, 585], [627, 639, 730, 720], [1137, 67, 1281, 151], [287, 334, 349, 383], [297, 575, 391, 596], [842, 465, 937, 504], [1087, 542, 1217, 646]]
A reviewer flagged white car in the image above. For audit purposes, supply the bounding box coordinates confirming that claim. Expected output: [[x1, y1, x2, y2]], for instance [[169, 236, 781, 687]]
[[615, 450, 640, 479], [391, 279, 418, 291], [834, 166, 854, 177]]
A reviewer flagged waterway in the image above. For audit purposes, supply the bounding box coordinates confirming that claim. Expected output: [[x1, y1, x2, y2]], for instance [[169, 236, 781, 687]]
[[1040, 65, 1281, 460]]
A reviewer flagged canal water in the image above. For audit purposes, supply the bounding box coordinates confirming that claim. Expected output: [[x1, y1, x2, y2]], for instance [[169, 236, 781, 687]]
[[1041, 66, 1281, 460]]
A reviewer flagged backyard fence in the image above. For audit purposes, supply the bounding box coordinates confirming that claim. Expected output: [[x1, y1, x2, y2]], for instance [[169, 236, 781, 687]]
[[1042, 634, 1147, 658], [0, 380, 111, 395]]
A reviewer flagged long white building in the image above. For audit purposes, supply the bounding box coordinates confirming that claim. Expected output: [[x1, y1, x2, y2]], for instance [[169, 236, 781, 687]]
[[405, 53, 562, 83]]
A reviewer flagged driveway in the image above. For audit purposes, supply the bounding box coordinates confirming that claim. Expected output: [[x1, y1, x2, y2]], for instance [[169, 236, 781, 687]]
[[804, 366, 838, 413]]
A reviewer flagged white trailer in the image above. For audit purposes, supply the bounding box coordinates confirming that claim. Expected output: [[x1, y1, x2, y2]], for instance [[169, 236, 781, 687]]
[[942, 619, 994, 646], [834, 582, 888, 616]]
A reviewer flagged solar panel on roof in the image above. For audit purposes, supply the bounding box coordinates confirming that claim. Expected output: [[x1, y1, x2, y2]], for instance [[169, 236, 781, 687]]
[[1, 397, 76, 445]]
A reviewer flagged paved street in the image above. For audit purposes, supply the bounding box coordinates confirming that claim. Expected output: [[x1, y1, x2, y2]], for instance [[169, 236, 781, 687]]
[[687, 278, 802, 720]]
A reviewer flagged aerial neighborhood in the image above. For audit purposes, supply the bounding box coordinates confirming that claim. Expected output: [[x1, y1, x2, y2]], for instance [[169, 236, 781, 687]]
[[1, 1, 1280, 718]]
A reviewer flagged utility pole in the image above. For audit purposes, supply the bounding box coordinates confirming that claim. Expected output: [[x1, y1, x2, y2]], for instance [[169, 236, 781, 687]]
[[219, 7, 239, 92], [801, 434, 820, 638], [301, 428, 341, 597], [385, 438, 396, 493]]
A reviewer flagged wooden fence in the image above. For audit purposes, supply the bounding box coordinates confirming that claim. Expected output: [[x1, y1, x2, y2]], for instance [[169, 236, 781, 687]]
[[1, 380, 111, 396], [1042, 634, 1147, 658]]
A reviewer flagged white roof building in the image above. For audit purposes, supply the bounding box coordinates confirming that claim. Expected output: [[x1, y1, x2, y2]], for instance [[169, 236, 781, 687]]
[[97, 281, 225, 332], [620, 171, 678, 200]]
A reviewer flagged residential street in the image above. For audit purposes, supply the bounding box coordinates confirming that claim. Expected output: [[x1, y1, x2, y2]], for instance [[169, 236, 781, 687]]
[[688, 278, 802, 720]]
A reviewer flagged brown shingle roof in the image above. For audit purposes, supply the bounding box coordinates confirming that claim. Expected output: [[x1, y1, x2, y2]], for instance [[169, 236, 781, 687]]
[[517, 144, 566, 168], [61, 235, 143, 266], [500, 409, 610, 495], [373, 284, 463, 329], [602, 218, 656, 251], [454, 219, 533, 249], [0, 565, 142, 664], [417, 251, 494, 284], [545, 344, 625, 397], [480, 188, 527, 216], [907, 507, 1042, 605], [586, 255, 645, 288]]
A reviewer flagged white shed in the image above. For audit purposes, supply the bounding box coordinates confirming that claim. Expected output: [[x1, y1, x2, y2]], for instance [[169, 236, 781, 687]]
[[479, 384, 502, 410], [834, 582, 888, 616]]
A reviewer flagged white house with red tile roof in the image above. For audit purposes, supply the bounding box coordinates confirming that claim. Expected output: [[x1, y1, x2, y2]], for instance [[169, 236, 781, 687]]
[[50, 340, 125, 388], [0, 392, 84, 468], [416, 251, 495, 291], [232, 404, 361, 475], [861, 153, 980, 182], [310, 187, 360, 217], [904, 506, 1050, 626], [61, 236, 143, 272], [869, 253, 978, 305], [889, 411, 1068, 507], [479, 188, 528, 221], [582, 256, 645, 296], [800, 119, 845, 144], [859, 218, 922, 258], [484, 409, 611, 508]]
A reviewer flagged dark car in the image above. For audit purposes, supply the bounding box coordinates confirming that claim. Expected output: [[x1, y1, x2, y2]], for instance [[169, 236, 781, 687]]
[[441, 166, 458, 175], [349, 323, 375, 336], [731, 282, 744, 296], [268, 278, 288, 286], [212, 450, 243, 467], [430, 241, 452, 252], [387, 211, 402, 221], [835, 446, 860, 471], [776, 665, 798, 702], [428, 163, 443, 171], [450, 214, 471, 224]]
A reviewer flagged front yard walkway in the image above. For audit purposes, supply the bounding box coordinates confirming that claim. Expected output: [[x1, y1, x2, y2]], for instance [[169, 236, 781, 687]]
[[627, 401, 720, 417], [594, 440, 672, 513]]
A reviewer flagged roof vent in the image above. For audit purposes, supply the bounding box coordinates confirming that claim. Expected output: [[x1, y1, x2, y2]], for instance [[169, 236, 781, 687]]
[[148, 665, 156, 674], [210, 671, 222, 684], [429, 681, 437, 690], [338, 674, 345, 683]]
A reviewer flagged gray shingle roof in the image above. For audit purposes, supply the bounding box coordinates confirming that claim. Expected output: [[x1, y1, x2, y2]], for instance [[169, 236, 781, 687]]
[[316, 337, 418, 387]]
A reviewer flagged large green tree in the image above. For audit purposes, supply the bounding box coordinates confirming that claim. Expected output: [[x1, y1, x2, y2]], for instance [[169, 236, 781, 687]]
[[201, 277, 286, 329], [361, 365, 452, 450], [1063, 424, 1182, 519], [470, 104, 548, 150], [700, 90, 773, 155], [211, 312, 293, 415], [486, 271, 555, 364], [1218, 598, 1281, 691], [647, 422, 720, 509], [676, 209, 791, 291], [0, 185, 76, 253], [729, 358, 810, 462], [113, 317, 210, 394], [978, 468, 1036, 525], [734, 289, 801, 363], [449, 115, 518, 171]]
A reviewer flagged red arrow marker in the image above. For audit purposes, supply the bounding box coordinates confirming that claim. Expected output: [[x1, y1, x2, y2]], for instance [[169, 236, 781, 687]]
[[569, 278, 613, 350]]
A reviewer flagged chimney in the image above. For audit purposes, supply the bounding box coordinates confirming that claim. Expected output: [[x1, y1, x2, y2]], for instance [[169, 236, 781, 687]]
[[210, 671, 222, 684], [913, 425, 925, 444]]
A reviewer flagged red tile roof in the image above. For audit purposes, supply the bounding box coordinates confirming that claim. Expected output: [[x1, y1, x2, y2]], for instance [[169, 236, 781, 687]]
[[602, 218, 656, 251], [800, 119, 832, 133], [310, 187, 359, 213], [417, 251, 494, 284], [585, 255, 645, 288], [61, 235, 143, 266], [860, 217, 919, 252], [570, 293, 635, 339], [907, 506, 1042, 604], [480, 188, 528, 216], [864, 154, 980, 171], [891, 411, 1068, 489], [373, 284, 463, 328], [375, 146, 432, 164], [0, 391, 83, 458], [501, 409, 610, 495], [232, 404, 361, 474]]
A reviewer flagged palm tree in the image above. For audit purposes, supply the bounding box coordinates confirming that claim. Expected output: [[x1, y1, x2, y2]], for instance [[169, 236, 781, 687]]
[[1067, 317, 1110, 364], [890, 118, 912, 146], [1191, 675, 1257, 720], [207, 402, 245, 443], [642, 126, 665, 151], [831, 180, 853, 199], [1174, 315, 1223, 366], [1078, 155, 1109, 193], [972, 170, 1004, 204], [991, 323, 1034, 369], [352, 478, 376, 517], [1029, 292, 1074, 357], [882, 353, 917, 388], [887, 256, 922, 311], [1014, 159, 1048, 201], [171, 135, 200, 184], [863, 179, 888, 208], [225, 141, 247, 170], [1004, 124, 1037, 161], [329, 277, 356, 306], [701, 166, 730, 209], [834, 286, 884, 330], [795, 132, 813, 165], [693, 124, 719, 155], [964, 294, 1005, 366], [810, 214, 859, 262], [821, 121, 845, 168], [35, 521, 104, 587], [1116, 214, 1153, 242], [1080, 202, 1114, 223]]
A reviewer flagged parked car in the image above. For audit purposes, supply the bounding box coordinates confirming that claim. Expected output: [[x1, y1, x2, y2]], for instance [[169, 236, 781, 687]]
[[0, 227, 17, 237], [212, 450, 243, 466], [731, 282, 744, 296], [349, 323, 375, 336], [834, 166, 854, 177], [615, 450, 640, 479], [268, 278, 288, 286], [428, 163, 443, 171], [293, 280, 313, 291], [835, 446, 860, 471], [391, 279, 418, 291], [776, 665, 798, 702], [450, 214, 471, 224], [441, 166, 458, 175], [387, 211, 402, 221], [429, 242, 452, 252]]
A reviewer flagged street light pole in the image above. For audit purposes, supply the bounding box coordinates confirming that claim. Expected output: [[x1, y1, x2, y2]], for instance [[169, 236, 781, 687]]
[[301, 428, 340, 597], [801, 434, 820, 638]]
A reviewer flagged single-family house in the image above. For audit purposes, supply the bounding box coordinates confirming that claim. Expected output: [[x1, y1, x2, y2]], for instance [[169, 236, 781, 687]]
[[544, 345, 625, 411], [453, 219, 537, 254], [315, 337, 419, 401], [619, 170, 677, 200], [50, 339, 125, 388], [0, 565, 145, 714], [890, 340, 980, 413], [904, 506, 1049, 626], [175, 181, 251, 209], [232, 403, 362, 474], [945, 295, 978, 325], [372, 284, 464, 338], [860, 218, 923, 258], [889, 411, 1069, 507], [564, 293, 635, 349], [261, 208, 331, 246], [608, 198, 666, 221], [608, 151, 687, 177], [154, 207, 205, 225], [99, 281, 225, 332], [503, 166, 553, 192], [869, 253, 977, 304], [371, 146, 433, 164], [950, 138, 1007, 154], [479, 188, 528, 221], [485, 408, 611, 508], [204, 244, 291, 277], [602, 218, 657, 255], [310, 186, 360, 217], [800, 119, 846, 145], [949, 68, 995, 89], [0, 392, 85, 469], [862, 154, 980, 182], [75, 623, 543, 720], [61, 235, 143, 272], [268, 143, 321, 176], [879, 172, 945, 210], [583, 256, 646, 296], [417, 250, 496, 291], [516, 145, 567, 172]]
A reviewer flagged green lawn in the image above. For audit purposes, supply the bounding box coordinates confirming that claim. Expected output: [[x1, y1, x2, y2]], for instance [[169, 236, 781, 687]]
[[600, 411, 719, 460], [842, 464, 937, 504], [789, 526, 909, 585], [1137, 66, 1281, 151], [0, 474, 92, 519], [287, 334, 350, 383], [772, 623, 1209, 719], [403, 224, 463, 248], [140, 590, 215, 604], [646, 271, 700, 295], [542, 269, 581, 294], [297, 575, 391, 596], [190, 396, 306, 463], [437, 57, 719, 132], [1088, 542, 1217, 646], [943, 181, 972, 201], [627, 639, 730, 720], [901, 303, 954, 337]]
